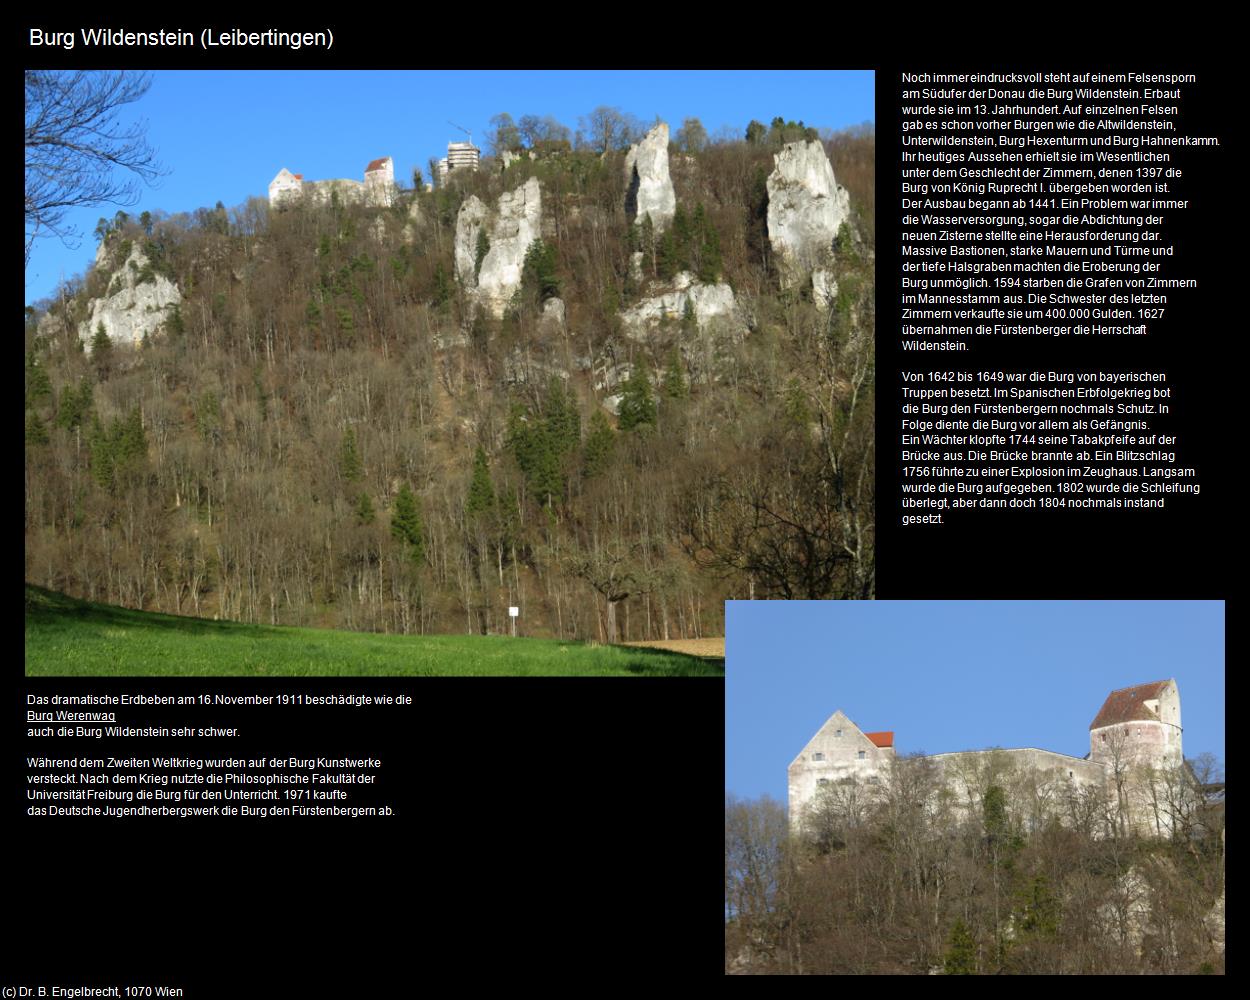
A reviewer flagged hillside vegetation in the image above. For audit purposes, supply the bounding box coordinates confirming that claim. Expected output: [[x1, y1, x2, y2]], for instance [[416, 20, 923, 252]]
[[727, 760, 1225, 974], [25, 118, 874, 642]]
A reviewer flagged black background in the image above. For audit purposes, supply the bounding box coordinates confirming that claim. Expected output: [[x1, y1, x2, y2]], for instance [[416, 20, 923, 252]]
[[876, 60, 1231, 598], [16, 678, 724, 990], [18, 27, 1231, 990]]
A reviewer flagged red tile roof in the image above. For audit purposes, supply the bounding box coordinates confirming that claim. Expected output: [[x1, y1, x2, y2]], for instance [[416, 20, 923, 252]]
[[865, 731, 894, 748], [365, 157, 390, 173], [1089, 681, 1170, 730], [293, 174, 303, 181]]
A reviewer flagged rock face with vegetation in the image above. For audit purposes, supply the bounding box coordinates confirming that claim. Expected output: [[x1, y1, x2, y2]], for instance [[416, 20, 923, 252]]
[[624, 122, 676, 232], [25, 113, 876, 642], [766, 140, 851, 289], [453, 194, 488, 286], [78, 239, 181, 345], [455, 177, 543, 319], [619, 271, 742, 338]]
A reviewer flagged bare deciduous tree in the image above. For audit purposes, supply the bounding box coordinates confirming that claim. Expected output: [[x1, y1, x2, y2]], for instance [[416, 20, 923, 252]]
[[25, 70, 164, 264]]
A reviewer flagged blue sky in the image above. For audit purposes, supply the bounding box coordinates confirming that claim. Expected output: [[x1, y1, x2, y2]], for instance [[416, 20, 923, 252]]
[[25, 69, 874, 306], [726, 601, 1225, 801]]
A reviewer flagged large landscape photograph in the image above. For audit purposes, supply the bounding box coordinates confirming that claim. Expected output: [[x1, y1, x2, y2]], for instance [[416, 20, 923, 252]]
[[24, 69, 875, 675]]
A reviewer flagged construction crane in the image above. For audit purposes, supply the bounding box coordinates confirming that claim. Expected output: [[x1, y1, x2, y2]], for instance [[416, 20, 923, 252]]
[[448, 120, 473, 147]]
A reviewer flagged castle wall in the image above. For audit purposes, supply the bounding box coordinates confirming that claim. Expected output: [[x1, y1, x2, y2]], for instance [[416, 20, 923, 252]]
[[930, 748, 1106, 789], [927, 748, 1109, 829], [303, 179, 366, 207], [788, 681, 1189, 840], [269, 158, 396, 208]]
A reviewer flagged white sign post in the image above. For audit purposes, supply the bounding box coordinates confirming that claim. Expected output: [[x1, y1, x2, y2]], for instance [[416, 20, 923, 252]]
[[509, 606, 519, 637]]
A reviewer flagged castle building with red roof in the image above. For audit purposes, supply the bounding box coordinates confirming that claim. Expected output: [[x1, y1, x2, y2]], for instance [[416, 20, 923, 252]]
[[269, 156, 396, 208], [789, 680, 1186, 837]]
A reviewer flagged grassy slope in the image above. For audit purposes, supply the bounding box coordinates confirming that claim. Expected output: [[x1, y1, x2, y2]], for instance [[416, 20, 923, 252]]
[[24, 586, 723, 678]]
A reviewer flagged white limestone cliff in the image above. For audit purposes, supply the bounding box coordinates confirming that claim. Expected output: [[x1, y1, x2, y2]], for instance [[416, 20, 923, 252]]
[[619, 271, 742, 339], [766, 140, 851, 288], [454, 195, 489, 287], [624, 123, 676, 232], [79, 242, 181, 346], [812, 268, 839, 312], [455, 177, 543, 320]]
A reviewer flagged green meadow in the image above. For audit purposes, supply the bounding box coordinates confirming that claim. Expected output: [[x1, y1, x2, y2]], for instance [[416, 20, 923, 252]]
[[24, 586, 724, 678]]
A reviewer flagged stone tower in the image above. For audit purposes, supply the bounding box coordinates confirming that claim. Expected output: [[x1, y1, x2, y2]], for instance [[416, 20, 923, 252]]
[[1088, 679, 1182, 769], [364, 156, 397, 207]]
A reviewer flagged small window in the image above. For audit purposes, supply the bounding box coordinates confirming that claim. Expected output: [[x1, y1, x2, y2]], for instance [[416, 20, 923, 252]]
[[817, 778, 829, 786], [835, 730, 842, 738], [812, 752, 824, 761], [867, 776, 879, 784], [857, 750, 866, 759]]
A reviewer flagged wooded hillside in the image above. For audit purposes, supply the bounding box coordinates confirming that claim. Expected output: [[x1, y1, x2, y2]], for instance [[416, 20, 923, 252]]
[[24, 122, 875, 640]]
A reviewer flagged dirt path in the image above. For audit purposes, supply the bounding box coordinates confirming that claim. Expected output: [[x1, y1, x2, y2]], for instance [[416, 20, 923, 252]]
[[620, 637, 725, 658]]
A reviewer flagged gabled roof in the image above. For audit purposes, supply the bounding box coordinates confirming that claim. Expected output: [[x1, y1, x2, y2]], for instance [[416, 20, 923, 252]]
[[365, 157, 390, 173], [865, 731, 894, 748], [1089, 680, 1170, 730]]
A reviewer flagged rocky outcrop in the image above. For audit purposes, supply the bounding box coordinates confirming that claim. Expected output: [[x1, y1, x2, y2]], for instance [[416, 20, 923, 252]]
[[812, 268, 838, 311], [454, 177, 543, 319], [79, 242, 181, 346], [402, 198, 424, 244], [454, 195, 488, 286], [541, 296, 566, 332], [502, 345, 571, 386], [624, 122, 676, 232], [1205, 889, 1224, 954], [619, 271, 743, 339], [629, 251, 645, 281], [766, 140, 850, 288]]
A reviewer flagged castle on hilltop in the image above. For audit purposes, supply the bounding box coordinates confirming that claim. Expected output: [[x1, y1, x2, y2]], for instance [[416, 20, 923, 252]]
[[789, 680, 1189, 837], [268, 156, 397, 208]]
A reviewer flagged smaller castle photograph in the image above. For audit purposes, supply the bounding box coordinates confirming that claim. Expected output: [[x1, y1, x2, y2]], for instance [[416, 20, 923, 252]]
[[725, 600, 1224, 975]]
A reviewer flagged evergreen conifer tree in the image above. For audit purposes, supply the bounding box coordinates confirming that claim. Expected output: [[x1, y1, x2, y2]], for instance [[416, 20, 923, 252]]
[[662, 348, 688, 399], [25, 352, 52, 408], [466, 447, 496, 521], [618, 367, 656, 431], [25, 411, 48, 446], [391, 484, 426, 564], [943, 919, 976, 975], [582, 410, 615, 478], [91, 323, 112, 379], [56, 381, 92, 431], [340, 427, 363, 483]]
